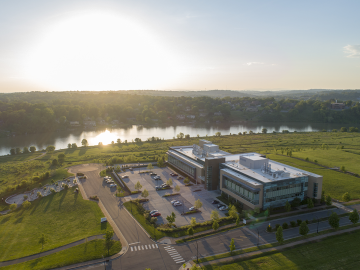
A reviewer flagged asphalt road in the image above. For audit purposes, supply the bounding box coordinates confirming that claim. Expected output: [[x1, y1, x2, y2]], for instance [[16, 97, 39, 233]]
[[72, 164, 353, 270]]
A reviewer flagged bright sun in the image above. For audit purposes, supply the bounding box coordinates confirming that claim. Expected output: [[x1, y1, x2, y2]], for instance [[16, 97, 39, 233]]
[[24, 11, 184, 90]]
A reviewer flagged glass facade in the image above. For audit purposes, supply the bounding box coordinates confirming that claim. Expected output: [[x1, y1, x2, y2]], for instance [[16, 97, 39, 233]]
[[168, 155, 196, 177], [206, 166, 212, 190], [313, 183, 318, 198], [263, 176, 308, 209], [222, 175, 260, 205]]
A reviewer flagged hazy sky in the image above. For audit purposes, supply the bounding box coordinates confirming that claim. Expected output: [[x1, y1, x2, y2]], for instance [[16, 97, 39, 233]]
[[1, 0, 359, 92]]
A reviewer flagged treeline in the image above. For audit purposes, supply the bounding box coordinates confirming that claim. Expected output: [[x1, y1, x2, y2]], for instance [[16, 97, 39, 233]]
[[0, 91, 360, 135]]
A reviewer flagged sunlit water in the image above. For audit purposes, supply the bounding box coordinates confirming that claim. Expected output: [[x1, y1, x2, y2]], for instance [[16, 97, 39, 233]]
[[0, 122, 354, 156]]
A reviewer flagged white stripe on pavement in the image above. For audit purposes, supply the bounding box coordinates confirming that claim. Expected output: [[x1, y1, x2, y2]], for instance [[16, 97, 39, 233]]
[[145, 245, 148, 249], [155, 244, 158, 248], [176, 260, 185, 264], [142, 245, 144, 250], [131, 247, 133, 251], [152, 244, 156, 248], [134, 246, 137, 251]]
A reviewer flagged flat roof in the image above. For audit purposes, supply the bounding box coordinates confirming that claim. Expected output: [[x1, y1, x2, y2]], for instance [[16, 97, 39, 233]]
[[167, 150, 204, 169], [170, 145, 231, 161], [222, 168, 262, 187]]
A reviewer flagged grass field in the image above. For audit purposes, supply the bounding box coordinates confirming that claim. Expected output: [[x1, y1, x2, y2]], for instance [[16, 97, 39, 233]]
[[0, 187, 111, 262], [2, 131, 360, 208], [0, 239, 121, 270], [202, 230, 360, 270]]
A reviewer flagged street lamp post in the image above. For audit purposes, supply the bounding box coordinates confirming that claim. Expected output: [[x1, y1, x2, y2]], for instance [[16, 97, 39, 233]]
[[196, 239, 199, 263]]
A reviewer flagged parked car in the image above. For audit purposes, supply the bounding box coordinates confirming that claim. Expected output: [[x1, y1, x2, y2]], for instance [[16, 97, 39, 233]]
[[217, 204, 225, 209], [106, 180, 114, 184], [212, 200, 220, 204], [173, 202, 182, 206], [129, 168, 133, 171], [103, 176, 111, 180], [173, 173, 178, 176], [177, 176, 183, 180], [151, 212, 161, 217], [122, 175, 129, 178], [149, 210, 158, 215], [150, 173, 157, 176], [171, 200, 179, 205], [101, 217, 107, 223], [109, 184, 116, 188], [189, 206, 195, 211], [219, 206, 228, 211]]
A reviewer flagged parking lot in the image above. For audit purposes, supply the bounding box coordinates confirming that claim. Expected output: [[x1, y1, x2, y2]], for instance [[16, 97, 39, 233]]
[[118, 165, 227, 226]]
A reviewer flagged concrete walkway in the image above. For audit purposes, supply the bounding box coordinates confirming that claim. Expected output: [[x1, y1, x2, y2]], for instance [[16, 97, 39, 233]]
[[196, 225, 360, 268]]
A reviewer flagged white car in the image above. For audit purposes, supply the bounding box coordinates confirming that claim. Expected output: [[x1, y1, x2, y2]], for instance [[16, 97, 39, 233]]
[[189, 206, 195, 211], [122, 175, 129, 178], [103, 176, 110, 180], [149, 210, 158, 215], [109, 184, 116, 188], [171, 200, 179, 205], [219, 206, 228, 211], [106, 180, 114, 184], [173, 202, 182, 206]]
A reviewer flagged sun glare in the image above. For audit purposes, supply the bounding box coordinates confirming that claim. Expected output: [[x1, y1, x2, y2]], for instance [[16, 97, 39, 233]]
[[90, 129, 119, 145], [24, 11, 184, 90]]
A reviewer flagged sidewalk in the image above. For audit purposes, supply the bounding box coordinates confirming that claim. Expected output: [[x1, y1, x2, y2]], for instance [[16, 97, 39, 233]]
[[197, 225, 360, 268]]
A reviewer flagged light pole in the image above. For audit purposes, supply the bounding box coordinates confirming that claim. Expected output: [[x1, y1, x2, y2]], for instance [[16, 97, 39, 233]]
[[196, 239, 199, 263], [138, 162, 140, 174]]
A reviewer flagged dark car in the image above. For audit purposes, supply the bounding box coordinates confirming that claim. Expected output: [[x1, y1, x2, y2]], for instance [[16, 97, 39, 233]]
[[212, 200, 220, 204], [151, 212, 161, 217], [173, 173, 178, 176], [217, 204, 225, 209]]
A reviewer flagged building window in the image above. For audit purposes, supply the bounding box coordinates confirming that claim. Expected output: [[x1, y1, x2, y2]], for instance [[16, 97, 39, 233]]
[[313, 183, 318, 198]]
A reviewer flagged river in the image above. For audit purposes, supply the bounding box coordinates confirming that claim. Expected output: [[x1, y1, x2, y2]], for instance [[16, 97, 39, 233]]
[[0, 122, 355, 156]]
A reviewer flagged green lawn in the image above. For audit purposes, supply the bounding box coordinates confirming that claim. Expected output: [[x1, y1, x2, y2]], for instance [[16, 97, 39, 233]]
[[0, 239, 121, 270], [0, 187, 111, 262], [202, 230, 360, 270]]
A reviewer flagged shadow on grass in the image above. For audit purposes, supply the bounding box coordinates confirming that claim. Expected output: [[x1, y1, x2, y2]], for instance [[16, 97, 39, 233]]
[[78, 148, 88, 156], [59, 189, 68, 209], [29, 257, 43, 269], [44, 193, 55, 213], [0, 215, 11, 224], [101, 222, 108, 231], [73, 191, 79, 204], [14, 216, 24, 224]]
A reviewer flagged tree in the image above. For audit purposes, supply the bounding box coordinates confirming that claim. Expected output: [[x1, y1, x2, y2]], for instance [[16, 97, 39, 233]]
[[39, 234, 47, 249], [30, 146, 36, 153], [9, 203, 17, 211], [341, 166, 346, 172], [329, 212, 340, 230], [16, 147, 21, 154], [307, 198, 314, 208], [46, 145, 55, 153], [190, 217, 197, 227], [326, 195, 332, 206], [188, 227, 194, 236], [236, 215, 240, 226], [349, 209, 359, 224], [342, 192, 351, 202], [210, 209, 219, 221], [141, 189, 149, 199], [212, 220, 219, 231], [228, 205, 238, 219], [134, 181, 142, 191], [58, 153, 65, 164], [157, 158, 164, 167], [262, 128, 267, 134], [340, 127, 347, 132], [175, 185, 180, 192], [320, 191, 326, 204], [10, 149, 15, 155], [72, 143, 78, 149], [276, 226, 284, 244], [285, 201, 291, 212], [299, 221, 309, 237], [52, 159, 58, 166], [147, 163, 154, 172], [166, 178, 173, 186], [117, 138, 122, 144], [22, 200, 31, 209], [194, 199, 203, 210], [67, 143, 71, 149], [166, 212, 176, 225], [104, 230, 115, 255], [229, 238, 235, 255], [184, 177, 190, 185], [215, 131, 221, 136], [23, 147, 30, 153], [81, 139, 88, 147]]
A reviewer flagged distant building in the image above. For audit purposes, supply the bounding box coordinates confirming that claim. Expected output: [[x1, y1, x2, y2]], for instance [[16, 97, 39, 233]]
[[84, 121, 96, 126], [199, 112, 207, 117], [177, 115, 185, 120], [69, 121, 80, 126], [330, 103, 345, 110], [187, 115, 196, 119], [167, 140, 322, 210]]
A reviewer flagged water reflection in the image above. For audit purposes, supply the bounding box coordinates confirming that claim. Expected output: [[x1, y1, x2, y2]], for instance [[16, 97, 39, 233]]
[[0, 122, 354, 156]]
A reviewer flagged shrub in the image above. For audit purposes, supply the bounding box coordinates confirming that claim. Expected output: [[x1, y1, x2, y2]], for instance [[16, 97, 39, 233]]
[[290, 221, 297, 227], [305, 219, 309, 224], [342, 192, 351, 202], [90, 195, 99, 201], [282, 222, 289, 229], [266, 225, 272, 232], [37, 191, 42, 198], [275, 224, 280, 230], [62, 184, 69, 189], [297, 219, 302, 226], [10, 204, 17, 211], [22, 200, 31, 209]]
